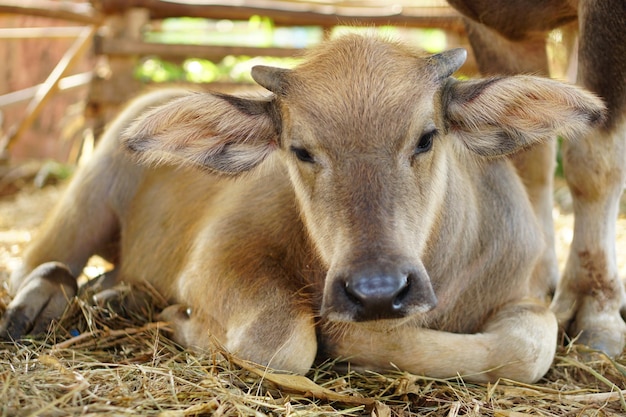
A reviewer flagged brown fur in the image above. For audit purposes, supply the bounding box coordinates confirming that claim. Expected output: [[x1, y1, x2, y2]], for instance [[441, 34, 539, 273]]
[[1, 34, 606, 382]]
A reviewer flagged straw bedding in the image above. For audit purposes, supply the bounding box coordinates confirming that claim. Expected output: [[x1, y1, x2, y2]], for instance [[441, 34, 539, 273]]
[[1, 183, 626, 417]]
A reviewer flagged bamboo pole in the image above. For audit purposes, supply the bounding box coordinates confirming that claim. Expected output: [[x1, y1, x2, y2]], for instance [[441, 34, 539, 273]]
[[0, 72, 92, 109], [0, 26, 97, 153], [97, 37, 302, 60]]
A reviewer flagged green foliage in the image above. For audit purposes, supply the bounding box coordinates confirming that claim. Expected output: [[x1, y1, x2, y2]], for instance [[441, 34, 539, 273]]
[[134, 58, 185, 83], [34, 160, 75, 188], [135, 55, 302, 84], [183, 59, 219, 83]]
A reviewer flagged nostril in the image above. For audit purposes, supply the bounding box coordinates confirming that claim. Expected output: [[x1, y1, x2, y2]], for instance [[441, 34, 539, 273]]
[[392, 281, 411, 310], [344, 281, 363, 306]]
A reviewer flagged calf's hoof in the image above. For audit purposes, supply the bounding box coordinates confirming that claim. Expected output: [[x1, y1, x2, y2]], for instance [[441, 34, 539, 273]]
[[92, 282, 157, 318], [0, 262, 77, 340], [576, 328, 625, 358], [158, 304, 191, 324], [157, 304, 193, 345]]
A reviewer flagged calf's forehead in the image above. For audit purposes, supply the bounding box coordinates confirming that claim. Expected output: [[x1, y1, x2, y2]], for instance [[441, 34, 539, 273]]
[[291, 35, 435, 85], [282, 37, 440, 143]]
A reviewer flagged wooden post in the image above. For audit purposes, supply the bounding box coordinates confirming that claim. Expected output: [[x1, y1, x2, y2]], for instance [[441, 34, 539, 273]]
[[86, 8, 148, 139]]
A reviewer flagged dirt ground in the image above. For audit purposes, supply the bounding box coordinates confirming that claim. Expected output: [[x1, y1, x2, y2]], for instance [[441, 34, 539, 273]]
[[0, 183, 63, 288]]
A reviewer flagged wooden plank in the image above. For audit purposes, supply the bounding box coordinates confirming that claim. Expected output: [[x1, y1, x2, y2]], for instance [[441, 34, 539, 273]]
[[0, 26, 88, 39], [97, 37, 303, 60], [88, 80, 257, 107], [0, 26, 97, 152], [0, 0, 102, 25], [98, 0, 464, 31]]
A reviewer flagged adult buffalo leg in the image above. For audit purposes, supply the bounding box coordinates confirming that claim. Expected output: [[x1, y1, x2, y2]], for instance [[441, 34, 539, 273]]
[[461, 20, 558, 299], [551, 0, 626, 356]]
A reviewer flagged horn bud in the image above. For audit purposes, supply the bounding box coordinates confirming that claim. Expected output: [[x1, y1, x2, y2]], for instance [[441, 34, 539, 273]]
[[251, 65, 291, 94], [428, 48, 467, 80]]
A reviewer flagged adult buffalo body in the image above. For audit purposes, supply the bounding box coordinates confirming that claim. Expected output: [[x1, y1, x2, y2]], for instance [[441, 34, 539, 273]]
[[0, 34, 606, 383], [447, 0, 626, 357]]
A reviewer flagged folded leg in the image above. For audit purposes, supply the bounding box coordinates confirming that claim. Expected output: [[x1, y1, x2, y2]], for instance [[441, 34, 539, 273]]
[[324, 300, 557, 383]]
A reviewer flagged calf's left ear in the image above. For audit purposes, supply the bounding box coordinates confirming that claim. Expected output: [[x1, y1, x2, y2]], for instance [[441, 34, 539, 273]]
[[123, 92, 280, 174], [442, 76, 606, 157]]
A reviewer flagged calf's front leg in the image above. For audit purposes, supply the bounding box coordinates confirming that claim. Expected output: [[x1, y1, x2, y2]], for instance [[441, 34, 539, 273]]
[[159, 294, 318, 375], [323, 300, 557, 384]]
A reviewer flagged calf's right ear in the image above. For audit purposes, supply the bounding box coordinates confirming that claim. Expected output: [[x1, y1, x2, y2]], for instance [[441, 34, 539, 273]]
[[123, 92, 280, 175]]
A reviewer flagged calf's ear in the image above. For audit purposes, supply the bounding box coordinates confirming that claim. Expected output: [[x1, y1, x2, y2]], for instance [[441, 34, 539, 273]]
[[123, 92, 280, 174], [442, 76, 606, 157]]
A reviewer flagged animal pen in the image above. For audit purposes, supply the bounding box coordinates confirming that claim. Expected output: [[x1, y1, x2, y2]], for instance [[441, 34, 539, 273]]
[[1, 1, 626, 416]]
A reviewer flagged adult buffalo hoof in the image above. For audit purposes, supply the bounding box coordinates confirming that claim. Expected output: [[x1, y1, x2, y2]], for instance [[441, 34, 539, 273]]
[[553, 293, 626, 357], [570, 308, 626, 358]]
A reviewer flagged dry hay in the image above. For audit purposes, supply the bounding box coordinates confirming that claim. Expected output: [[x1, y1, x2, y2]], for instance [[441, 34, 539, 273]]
[[2, 183, 626, 417]]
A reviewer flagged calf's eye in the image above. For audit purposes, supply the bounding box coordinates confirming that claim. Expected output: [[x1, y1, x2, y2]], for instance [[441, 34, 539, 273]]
[[415, 130, 436, 155], [290, 146, 315, 163]]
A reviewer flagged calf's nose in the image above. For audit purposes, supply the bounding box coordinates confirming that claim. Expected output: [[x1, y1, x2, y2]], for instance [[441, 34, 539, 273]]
[[345, 275, 408, 318], [342, 266, 437, 321]]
